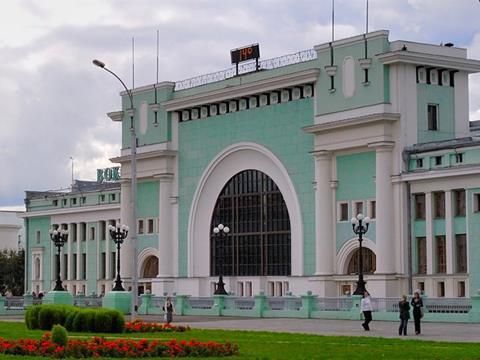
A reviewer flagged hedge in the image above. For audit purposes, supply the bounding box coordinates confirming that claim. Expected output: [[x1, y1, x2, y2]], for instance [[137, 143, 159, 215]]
[[25, 305, 125, 333]]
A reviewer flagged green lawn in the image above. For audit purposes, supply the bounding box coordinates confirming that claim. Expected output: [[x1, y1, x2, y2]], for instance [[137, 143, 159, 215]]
[[0, 321, 479, 359]]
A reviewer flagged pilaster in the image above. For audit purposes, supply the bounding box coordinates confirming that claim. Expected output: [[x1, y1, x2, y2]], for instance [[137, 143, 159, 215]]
[[156, 174, 174, 277], [445, 190, 454, 274], [426, 192, 434, 275]]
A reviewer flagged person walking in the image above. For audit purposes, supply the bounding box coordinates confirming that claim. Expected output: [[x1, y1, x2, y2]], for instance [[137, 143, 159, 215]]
[[162, 296, 174, 324], [398, 295, 410, 336], [360, 290, 373, 331], [411, 290, 424, 335]]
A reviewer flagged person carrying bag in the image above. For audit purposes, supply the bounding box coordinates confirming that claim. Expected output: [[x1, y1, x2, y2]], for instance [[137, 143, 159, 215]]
[[162, 296, 174, 324]]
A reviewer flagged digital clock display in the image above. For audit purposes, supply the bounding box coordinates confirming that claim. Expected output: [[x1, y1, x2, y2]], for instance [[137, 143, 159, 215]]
[[231, 44, 260, 65]]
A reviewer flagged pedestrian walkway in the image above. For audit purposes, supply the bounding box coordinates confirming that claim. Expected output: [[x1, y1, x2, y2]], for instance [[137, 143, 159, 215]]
[[2, 314, 479, 342]]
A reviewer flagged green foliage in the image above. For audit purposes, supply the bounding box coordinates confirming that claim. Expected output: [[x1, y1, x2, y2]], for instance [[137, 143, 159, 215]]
[[24, 306, 41, 329], [51, 324, 68, 346], [25, 305, 124, 333], [0, 249, 25, 295]]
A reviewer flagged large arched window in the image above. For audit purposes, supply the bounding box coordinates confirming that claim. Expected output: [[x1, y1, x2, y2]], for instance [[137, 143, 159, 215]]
[[210, 170, 291, 276], [142, 256, 159, 278], [347, 248, 376, 275]]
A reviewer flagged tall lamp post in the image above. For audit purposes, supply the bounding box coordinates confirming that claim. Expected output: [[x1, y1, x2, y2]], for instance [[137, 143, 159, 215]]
[[213, 224, 230, 295], [49, 227, 69, 291], [93, 59, 138, 317], [351, 213, 370, 295], [108, 224, 129, 291]]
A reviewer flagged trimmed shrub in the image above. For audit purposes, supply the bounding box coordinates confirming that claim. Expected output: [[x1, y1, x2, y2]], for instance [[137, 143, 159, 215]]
[[24, 304, 124, 333], [25, 305, 42, 329], [51, 324, 68, 346]]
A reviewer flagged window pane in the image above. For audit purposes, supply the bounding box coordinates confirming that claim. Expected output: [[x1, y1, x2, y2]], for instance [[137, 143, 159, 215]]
[[415, 194, 426, 220], [456, 234, 467, 273], [436, 236, 446, 273], [417, 237, 426, 274]]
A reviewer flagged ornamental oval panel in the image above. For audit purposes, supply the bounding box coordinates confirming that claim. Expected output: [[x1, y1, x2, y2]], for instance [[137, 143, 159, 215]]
[[139, 101, 148, 135], [342, 56, 356, 99]]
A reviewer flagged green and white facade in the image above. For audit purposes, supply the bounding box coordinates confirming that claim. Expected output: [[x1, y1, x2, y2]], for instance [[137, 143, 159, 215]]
[[24, 30, 480, 298]]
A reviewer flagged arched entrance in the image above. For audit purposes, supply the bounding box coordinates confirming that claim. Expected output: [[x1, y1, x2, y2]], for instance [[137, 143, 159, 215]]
[[210, 169, 291, 276], [346, 248, 376, 275], [142, 256, 159, 278], [138, 248, 160, 294]]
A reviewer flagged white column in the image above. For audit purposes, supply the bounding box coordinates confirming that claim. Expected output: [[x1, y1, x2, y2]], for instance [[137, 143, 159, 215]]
[[445, 190, 454, 274], [105, 220, 111, 280], [372, 142, 395, 274], [76, 223, 81, 281], [120, 180, 133, 281], [157, 174, 174, 277], [313, 151, 334, 275], [425, 192, 434, 275], [67, 224, 73, 280]]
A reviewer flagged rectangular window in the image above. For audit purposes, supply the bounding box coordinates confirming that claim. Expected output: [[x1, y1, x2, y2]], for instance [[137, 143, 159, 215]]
[[434, 191, 445, 218], [428, 104, 438, 131], [63, 254, 68, 280], [354, 201, 363, 217], [147, 219, 154, 234], [435, 156, 442, 166], [36, 231, 41, 244], [53, 200, 58, 206], [414, 194, 426, 220], [99, 221, 106, 240], [82, 254, 87, 279], [72, 254, 77, 279], [416, 158, 423, 168], [81, 197, 86, 204], [339, 203, 349, 221], [111, 252, 116, 279], [110, 193, 116, 201], [474, 194, 480, 213], [417, 237, 427, 275], [454, 189, 466, 217], [369, 200, 376, 219], [71, 224, 77, 242], [100, 194, 105, 202], [455, 153, 464, 163], [101, 253, 106, 279], [437, 281, 445, 297], [138, 219, 144, 235], [62, 199, 67, 206], [436, 235, 446, 273], [81, 223, 86, 241], [456, 234, 467, 273], [89, 227, 95, 241], [418, 282, 425, 293], [71, 198, 77, 205], [458, 281, 466, 297]]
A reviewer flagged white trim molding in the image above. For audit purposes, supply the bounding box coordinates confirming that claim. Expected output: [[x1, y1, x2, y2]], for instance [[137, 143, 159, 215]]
[[187, 142, 304, 277]]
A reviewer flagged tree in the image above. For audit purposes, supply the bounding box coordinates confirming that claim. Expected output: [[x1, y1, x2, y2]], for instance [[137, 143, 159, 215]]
[[0, 248, 25, 296]]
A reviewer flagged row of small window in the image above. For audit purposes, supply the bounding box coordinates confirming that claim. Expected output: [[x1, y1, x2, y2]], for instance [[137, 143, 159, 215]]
[[36, 221, 118, 243], [416, 280, 466, 298], [414, 152, 463, 169], [417, 67, 455, 87], [137, 218, 156, 235], [178, 84, 314, 122], [51, 193, 118, 207], [337, 200, 376, 222], [416, 234, 467, 275], [414, 190, 466, 220]]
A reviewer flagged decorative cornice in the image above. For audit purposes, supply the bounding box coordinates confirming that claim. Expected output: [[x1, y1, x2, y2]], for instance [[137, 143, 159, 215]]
[[399, 164, 480, 182], [111, 150, 177, 164], [162, 69, 320, 111], [21, 203, 120, 219], [107, 111, 123, 122], [303, 113, 400, 134], [376, 50, 480, 73]]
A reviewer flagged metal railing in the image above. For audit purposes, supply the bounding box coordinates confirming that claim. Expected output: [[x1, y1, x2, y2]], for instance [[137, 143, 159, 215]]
[[315, 297, 353, 311], [188, 297, 214, 310], [223, 297, 255, 310], [268, 297, 302, 311], [425, 298, 472, 313], [370, 298, 401, 312], [4, 296, 26, 310], [174, 49, 317, 91]]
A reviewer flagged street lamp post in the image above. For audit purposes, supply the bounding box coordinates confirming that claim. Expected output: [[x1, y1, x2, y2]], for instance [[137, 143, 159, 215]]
[[108, 224, 129, 291], [213, 224, 230, 295], [351, 213, 370, 295], [93, 59, 138, 317], [49, 227, 69, 291]]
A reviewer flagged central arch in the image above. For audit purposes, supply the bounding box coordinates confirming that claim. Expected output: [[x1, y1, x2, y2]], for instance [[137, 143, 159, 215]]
[[188, 142, 303, 277]]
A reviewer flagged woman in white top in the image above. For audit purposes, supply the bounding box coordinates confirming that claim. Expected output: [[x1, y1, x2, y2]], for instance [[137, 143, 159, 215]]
[[360, 290, 373, 331]]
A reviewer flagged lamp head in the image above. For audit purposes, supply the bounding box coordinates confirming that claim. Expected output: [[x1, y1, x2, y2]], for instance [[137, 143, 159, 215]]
[[223, 226, 230, 234], [356, 213, 364, 221], [351, 217, 359, 225], [217, 224, 224, 230], [213, 227, 220, 234], [92, 59, 105, 68], [364, 216, 371, 224]]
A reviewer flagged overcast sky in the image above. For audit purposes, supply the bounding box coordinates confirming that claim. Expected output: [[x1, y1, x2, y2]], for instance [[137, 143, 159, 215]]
[[1, 0, 480, 210]]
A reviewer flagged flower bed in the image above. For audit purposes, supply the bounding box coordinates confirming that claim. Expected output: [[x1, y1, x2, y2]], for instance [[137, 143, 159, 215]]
[[125, 320, 190, 333], [0, 332, 238, 358]]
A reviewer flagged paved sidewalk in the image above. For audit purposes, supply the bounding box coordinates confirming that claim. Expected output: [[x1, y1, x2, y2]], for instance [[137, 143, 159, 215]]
[[3, 314, 480, 343], [146, 315, 480, 343]]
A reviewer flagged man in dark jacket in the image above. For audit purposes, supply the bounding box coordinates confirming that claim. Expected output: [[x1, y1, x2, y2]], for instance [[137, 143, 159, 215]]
[[398, 295, 410, 336]]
